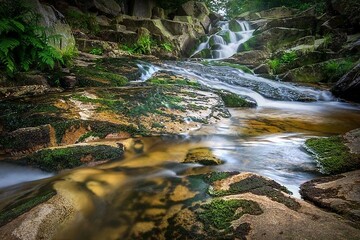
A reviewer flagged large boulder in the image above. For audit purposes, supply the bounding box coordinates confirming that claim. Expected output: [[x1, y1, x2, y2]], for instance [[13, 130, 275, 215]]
[[301, 170, 360, 224], [331, 63, 360, 102], [25, 0, 75, 54], [130, 0, 156, 18], [331, 0, 360, 28], [238, 6, 297, 21], [256, 16, 317, 34], [224, 50, 270, 67], [177, 1, 211, 31]]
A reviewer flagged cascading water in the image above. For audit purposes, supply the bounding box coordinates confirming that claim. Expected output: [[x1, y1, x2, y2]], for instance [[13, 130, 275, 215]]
[[191, 19, 254, 59]]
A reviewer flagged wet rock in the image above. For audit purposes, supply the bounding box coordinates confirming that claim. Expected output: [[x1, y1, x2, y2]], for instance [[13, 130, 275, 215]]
[[17, 144, 124, 171], [177, 1, 211, 31], [60, 75, 77, 89], [217, 90, 257, 108], [305, 132, 360, 174], [300, 170, 360, 223], [0, 85, 56, 100], [183, 148, 223, 165], [331, 62, 360, 102], [253, 64, 270, 75], [225, 50, 270, 67], [1, 125, 56, 157], [228, 19, 243, 32]]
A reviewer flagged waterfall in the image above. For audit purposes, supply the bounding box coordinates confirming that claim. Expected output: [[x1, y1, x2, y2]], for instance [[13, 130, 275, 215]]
[[190, 20, 254, 59]]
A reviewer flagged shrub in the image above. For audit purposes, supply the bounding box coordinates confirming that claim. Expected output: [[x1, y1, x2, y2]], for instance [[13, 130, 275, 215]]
[[324, 59, 354, 82], [0, 0, 64, 75], [89, 48, 103, 55]]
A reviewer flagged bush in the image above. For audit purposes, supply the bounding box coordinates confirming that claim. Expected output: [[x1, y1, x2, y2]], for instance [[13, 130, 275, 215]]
[[269, 51, 297, 74], [0, 0, 64, 75]]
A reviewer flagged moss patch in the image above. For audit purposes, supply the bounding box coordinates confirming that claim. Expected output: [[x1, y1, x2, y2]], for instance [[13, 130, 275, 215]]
[[18, 145, 123, 171], [0, 189, 56, 227], [198, 198, 262, 231], [305, 136, 360, 174], [217, 91, 256, 108], [203, 172, 239, 184], [202, 61, 253, 74], [147, 77, 200, 87]]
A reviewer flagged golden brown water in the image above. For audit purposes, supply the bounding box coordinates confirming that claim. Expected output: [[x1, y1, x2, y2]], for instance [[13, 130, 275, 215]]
[[1, 100, 360, 239]]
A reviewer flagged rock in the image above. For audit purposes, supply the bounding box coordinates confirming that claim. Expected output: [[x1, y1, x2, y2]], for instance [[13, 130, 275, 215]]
[[332, 63, 360, 102], [0, 125, 56, 157], [331, 0, 360, 28], [183, 147, 223, 165], [304, 132, 360, 174], [60, 75, 77, 89], [225, 50, 270, 67], [256, 16, 317, 34], [228, 19, 243, 32], [98, 30, 138, 44], [177, 1, 211, 31], [17, 144, 124, 171], [167, 172, 360, 239], [300, 170, 360, 223], [0, 85, 57, 100], [11, 73, 49, 87], [238, 6, 297, 21], [217, 90, 257, 108], [131, 0, 156, 18], [344, 128, 360, 154], [253, 64, 270, 75], [96, 15, 111, 27], [320, 15, 349, 34], [75, 38, 122, 54], [249, 27, 312, 51], [152, 6, 165, 19], [25, 0, 75, 53]]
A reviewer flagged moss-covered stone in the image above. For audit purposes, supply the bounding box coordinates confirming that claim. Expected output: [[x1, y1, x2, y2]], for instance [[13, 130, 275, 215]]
[[184, 148, 223, 165], [217, 91, 257, 108], [201, 60, 253, 74], [305, 136, 360, 174], [147, 77, 200, 87], [198, 198, 263, 231], [17, 145, 123, 171], [202, 172, 240, 184]]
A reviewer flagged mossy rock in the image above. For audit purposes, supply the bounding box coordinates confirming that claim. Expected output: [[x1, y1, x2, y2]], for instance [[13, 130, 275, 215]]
[[184, 147, 223, 165], [217, 90, 257, 108], [305, 136, 360, 174], [229, 19, 243, 32], [17, 145, 124, 172]]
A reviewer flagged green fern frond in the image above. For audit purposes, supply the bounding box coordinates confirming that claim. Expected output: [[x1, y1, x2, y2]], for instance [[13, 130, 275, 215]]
[[0, 38, 20, 55]]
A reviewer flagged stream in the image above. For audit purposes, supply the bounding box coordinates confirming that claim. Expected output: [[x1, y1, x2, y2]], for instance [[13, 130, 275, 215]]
[[1, 20, 360, 239]]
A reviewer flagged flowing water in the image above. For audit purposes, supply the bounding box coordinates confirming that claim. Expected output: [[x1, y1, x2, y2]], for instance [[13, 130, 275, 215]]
[[1, 21, 360, 239]]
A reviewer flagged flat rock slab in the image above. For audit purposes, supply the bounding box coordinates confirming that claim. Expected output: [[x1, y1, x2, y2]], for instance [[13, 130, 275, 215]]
[[300, 170, 360, 224]]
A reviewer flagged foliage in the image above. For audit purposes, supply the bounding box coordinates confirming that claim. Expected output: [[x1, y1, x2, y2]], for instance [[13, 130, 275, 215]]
[[269, 51, 297, 74], [121, 35, 153, 55], [0, 0, 64, 75], [161, 42, 173, 52], [305, 136, 360, 174], [89, 47, 103, 55], [324, 59, 354, 82]]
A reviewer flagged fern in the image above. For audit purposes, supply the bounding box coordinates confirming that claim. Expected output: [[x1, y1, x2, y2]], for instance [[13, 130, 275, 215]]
[[0, 0, 65, 75]]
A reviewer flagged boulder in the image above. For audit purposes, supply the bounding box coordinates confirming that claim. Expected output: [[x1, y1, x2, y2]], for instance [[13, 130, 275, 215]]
[[225, 50, 270, 67], [65, 0, 122, 17], [300, 170, 360, 223], [25, 0, 75, 54], [332, 63, 360, 102], [250, 27, 312, 51], [152, 6, 165, 19], [256, 16, 317, 34], [1, 125, 56, 156], [183, 147, 223, 165], [177, 1, 211, 31], [238, 6, 297, 21], [331, 0, 360, 28], [253, 64, 270, 75], [131, 0, 156, 18]]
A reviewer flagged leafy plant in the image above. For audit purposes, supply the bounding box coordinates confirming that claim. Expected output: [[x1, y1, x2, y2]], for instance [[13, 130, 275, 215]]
[[89, 48, 103, 55], [0, 0, 64, 75], [161, 42, 173, 52], [269, 51, 297, 74], [268, 59, 281, 73], [324, 59, 354, 82], [120, 35, 154, 55]]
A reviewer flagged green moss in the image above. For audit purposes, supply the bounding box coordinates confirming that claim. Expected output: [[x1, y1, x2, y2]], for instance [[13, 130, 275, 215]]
[[65, 9, 100, 35], [218, 91, 254, 108], [203, 172, 239, 184], [18, 145, 123, 172], [151, 122, 165, 129], [201, 61, 253, 74], [198, 199, 262, 231], [305, 136, 359, 174], [0, 189, 56, 227], [269, 51, 298, 74], [147, 77, 200, 87], [74, 66, 129, 87]]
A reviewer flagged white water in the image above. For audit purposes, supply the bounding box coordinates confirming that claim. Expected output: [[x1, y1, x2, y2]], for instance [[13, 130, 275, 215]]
[[191, 20, 254, 59], [0, 163, 53, 189]]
